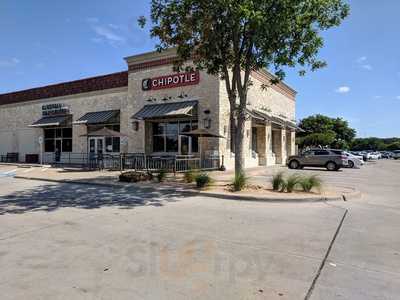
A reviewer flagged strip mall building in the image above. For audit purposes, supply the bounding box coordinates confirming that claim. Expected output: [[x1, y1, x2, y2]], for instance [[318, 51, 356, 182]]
[[0, 49, 297, 169]]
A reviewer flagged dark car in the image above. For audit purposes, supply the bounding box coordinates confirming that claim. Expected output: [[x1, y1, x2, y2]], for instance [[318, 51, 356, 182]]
[[287, 149, 349, 171]]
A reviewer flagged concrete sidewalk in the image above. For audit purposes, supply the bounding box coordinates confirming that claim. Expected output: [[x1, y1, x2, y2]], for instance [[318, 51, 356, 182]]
[[8, 165, 360, 203]]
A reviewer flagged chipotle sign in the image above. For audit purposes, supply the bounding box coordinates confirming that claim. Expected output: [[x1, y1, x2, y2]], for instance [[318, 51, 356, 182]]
[[142, 71, 200, 91]]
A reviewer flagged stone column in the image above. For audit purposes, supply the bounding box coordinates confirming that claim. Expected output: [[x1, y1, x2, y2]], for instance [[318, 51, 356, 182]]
[[256, 126, 267, 166], [272, 128, 282, 164], [286, 130, 296, 156], [281, 129, 288, 165]]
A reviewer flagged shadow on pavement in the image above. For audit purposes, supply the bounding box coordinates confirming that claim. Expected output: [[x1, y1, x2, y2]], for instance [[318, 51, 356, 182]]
[[0, 180, 187, 215]]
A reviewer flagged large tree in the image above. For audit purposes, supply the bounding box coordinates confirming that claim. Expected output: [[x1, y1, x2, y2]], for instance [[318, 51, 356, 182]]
[[139, 0, 349, 176], [297, 114, 356, 149]]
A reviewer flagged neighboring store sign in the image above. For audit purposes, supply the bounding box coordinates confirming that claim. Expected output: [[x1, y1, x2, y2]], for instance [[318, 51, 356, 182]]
[[142, 71, 200, 91], [42, 103, 69, 116]]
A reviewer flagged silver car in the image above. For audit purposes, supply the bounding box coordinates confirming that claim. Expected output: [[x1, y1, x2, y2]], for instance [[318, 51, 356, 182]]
[[287, 149, 349, 171], [393, 150, 400, 160]]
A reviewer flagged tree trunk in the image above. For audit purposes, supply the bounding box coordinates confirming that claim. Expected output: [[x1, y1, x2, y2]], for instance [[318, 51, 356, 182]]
[[234, 108, 246, 175]]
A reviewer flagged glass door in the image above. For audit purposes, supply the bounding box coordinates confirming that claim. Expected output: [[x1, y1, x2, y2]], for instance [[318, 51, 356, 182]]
[[179, 135, 191, 155], [89, 137, 105, 154], [55, 139, 62, 162], [96, 138, 104, 154]]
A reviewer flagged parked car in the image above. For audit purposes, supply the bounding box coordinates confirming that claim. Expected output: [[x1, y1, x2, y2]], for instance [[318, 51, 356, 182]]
[[393, 150, 400, 160], [369, 152, 381, 160], [287, 149, 348, 171], [333, 150, 363, 168], [380, 152, 392, 159]]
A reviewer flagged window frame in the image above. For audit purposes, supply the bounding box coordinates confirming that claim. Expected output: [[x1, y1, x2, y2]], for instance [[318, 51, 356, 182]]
[[152, 120, 198, 154], [43, 127, 73, 153]]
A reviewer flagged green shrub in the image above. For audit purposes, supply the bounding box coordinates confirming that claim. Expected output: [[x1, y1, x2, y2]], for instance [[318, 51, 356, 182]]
[[184, 169, 197, 183], [285, 174, 301, 193], [299, 175, 322, 192], [272, 172, 286, 191], [195, 173, 212, 188], [232, 172, 248, 191], [157, 169, 167, 182]]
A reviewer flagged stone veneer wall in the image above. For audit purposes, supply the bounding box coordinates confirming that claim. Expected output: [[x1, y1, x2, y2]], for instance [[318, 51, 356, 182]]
[[218, 71, 296, 170], [0, 88, 127, 162], [0, 50, 296, 169], [126, 64, 220, 154]]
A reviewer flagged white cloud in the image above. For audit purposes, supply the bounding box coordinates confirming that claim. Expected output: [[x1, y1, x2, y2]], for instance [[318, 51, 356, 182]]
[[87, 18, 126, 46], [373, 95, 382, 100], [0, 57, 20, 67], [396, 96, 400, 100], [92, 25, 125, 42], [356, 56, 373, 71], [362, 64, 373, 71], [108, 23, 120, 30], [335, 86, 351, 94], [356, 56, 367, 63]]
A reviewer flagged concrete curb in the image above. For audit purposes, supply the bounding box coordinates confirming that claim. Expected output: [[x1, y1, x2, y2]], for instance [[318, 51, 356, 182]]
[[195, 190, 344, 203], [14, 175, 360, 203], [0, 163, 51, 168]]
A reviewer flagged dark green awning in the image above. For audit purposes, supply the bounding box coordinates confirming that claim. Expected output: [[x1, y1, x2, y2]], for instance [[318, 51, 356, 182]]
[[29, 115, 71, 127], [74, 110, 120, 125], [132, 100, 198, 120]]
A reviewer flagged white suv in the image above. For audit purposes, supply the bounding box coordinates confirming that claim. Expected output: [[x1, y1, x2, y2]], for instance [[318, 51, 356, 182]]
[[393, 150, 400, 160]]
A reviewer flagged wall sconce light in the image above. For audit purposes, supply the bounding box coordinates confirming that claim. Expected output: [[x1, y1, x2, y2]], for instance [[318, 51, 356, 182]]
[[132, 121, 139, 131], [203, 118, 211, 129]]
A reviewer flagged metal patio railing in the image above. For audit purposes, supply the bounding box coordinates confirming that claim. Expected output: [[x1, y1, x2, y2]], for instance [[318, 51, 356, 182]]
[[41, 152, 221, 173]]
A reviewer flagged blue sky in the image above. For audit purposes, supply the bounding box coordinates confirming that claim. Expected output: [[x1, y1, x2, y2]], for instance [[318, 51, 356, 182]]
[[0, 0, 399, 137]]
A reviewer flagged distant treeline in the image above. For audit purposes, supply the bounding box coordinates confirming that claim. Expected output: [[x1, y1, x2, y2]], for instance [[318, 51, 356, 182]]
[[297, 114, 399, 151], [351, 137, 400, 151]]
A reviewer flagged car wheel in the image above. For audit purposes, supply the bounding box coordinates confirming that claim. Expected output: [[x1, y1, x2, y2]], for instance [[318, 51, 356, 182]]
[[348, 160, 354, 168], [288, 160, 300, 169], [326, 161, 338, 171]]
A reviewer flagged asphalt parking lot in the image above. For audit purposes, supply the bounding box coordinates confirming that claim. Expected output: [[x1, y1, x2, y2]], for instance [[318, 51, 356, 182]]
[[0, 160, 399, 300]]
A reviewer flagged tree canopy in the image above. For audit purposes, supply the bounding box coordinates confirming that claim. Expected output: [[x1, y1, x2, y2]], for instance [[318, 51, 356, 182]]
[[141, 0, 349, 80], [297, 114, 356, 149], [140, 0, 349, 176]]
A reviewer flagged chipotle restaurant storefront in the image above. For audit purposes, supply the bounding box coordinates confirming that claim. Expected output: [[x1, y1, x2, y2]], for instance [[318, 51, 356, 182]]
[[0, 48, 297, 169]]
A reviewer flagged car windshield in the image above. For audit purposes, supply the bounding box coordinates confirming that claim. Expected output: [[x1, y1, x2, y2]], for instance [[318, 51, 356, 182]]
[[331, 150, 344, 155]]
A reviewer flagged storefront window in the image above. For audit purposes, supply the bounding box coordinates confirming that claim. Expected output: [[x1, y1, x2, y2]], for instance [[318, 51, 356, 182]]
[[152, 120, 198, 153], [43, 127, 73, 153], [44, 139, 55, 152], [62, 139, 73, 152], [88, 124, 120, 153], [166, 135, 178, 152]]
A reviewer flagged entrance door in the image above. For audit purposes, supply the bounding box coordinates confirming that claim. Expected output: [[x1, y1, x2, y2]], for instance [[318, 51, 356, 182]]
[[89, 137, 105, 154], [179, 135, 191, 155], [55, 139, 62, 162], [55, 139, 62, 153]]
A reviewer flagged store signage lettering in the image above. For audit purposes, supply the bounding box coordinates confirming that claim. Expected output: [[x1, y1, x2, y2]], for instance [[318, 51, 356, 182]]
[[42, 103, 69, 116], [142, 71, 200, 91]]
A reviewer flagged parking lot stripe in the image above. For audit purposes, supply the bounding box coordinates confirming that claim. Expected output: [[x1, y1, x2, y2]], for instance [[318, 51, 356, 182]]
[[3, 169, 17, 175], [304, 209, 348, 300]]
